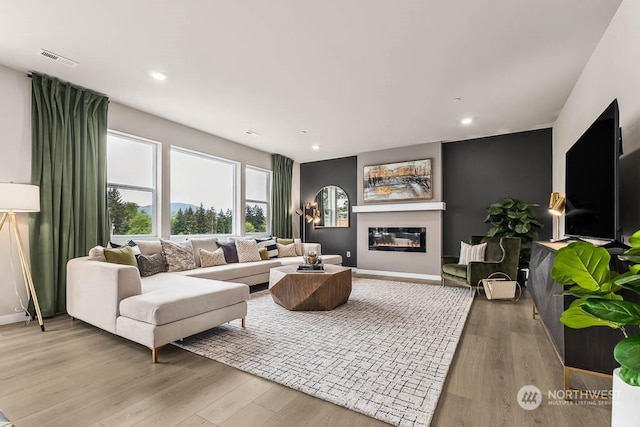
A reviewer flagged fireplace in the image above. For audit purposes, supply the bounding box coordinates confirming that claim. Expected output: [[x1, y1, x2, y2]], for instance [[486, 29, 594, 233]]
[[368, 227, 426, 252]]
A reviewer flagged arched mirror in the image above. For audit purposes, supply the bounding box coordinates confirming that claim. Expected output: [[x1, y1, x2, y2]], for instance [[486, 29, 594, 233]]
[[313, 185, 350, 228]]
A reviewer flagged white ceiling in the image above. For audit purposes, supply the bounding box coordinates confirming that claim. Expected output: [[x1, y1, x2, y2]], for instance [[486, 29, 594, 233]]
[[0, 0, 621, 163]]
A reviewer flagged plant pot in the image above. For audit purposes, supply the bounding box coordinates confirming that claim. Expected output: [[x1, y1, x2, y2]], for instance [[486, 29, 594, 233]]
[[612, 368, 640, 427]]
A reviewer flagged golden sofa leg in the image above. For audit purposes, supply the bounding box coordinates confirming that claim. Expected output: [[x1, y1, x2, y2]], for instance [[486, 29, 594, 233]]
[[241, 317, 246, 328], [152, 347, 158, 363]]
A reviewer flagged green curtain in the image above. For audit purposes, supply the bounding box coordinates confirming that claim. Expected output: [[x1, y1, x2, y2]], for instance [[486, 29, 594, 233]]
[[30, 74, 110, 317], [271, 153, 293, 238]]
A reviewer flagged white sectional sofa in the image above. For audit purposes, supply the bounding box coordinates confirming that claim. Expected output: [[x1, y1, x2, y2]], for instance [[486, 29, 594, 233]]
[[67, 238, 342, 362]]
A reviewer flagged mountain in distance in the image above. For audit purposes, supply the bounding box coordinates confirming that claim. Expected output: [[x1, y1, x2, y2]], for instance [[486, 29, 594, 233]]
[[138, 202, 199, 215]]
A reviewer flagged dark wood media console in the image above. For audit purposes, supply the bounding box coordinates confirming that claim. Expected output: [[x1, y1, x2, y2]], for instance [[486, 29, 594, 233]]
[[528, 241, 640, 389]]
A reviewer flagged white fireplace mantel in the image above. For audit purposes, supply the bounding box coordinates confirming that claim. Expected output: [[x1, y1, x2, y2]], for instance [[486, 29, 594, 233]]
[[352, 202, 446, 213]]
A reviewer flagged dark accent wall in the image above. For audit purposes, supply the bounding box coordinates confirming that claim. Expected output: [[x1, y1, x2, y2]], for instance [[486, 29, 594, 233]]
[[442, 129, 553, 256], [300, 156, 357, 267]]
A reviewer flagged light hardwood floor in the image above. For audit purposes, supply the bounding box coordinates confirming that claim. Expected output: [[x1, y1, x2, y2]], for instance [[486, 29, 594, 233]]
[[0, 287, 612, 427]]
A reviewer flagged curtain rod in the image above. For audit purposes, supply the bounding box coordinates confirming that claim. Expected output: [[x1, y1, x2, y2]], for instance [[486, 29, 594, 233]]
[[27, 72, 110, 100]]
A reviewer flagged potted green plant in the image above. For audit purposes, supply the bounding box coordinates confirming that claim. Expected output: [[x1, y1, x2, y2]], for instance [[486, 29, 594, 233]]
[[551, 232, 640, 426], [484, 197, 544, 274]]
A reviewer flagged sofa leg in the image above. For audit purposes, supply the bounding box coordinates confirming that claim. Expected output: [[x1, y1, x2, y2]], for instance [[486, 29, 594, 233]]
[[241, 317, 246, 328], [152, 347, 158, 363]]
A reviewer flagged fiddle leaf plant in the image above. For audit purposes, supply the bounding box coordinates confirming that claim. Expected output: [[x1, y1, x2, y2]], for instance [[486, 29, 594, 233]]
[[485, 197, 543, 269], [552, 232, 640, 386]]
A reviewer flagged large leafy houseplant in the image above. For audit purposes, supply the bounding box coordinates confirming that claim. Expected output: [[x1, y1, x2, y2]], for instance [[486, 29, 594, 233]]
[[551, 231, 640, 386], [485, 197, 543, 269]]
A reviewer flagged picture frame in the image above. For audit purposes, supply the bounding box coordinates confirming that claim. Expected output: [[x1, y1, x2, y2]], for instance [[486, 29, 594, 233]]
[[363, 158, 432, 202]]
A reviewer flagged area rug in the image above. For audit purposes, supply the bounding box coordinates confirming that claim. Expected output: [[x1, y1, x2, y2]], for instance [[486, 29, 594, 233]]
[[173, 278, 474, 426]]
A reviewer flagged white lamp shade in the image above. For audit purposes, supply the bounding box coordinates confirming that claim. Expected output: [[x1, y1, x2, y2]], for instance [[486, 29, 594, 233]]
[[0, 183, 40, 212]]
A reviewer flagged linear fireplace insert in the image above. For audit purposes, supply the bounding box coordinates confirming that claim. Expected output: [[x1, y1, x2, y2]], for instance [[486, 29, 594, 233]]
[[368, 227, 426, 252]]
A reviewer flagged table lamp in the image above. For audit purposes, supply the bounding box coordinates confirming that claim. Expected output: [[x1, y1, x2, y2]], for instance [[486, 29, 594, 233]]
[[548, 192, 566, 242], [0, 182, 45, 331]]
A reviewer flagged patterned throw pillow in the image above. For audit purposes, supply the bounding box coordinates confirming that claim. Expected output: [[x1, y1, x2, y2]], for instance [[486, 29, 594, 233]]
[[199, 248, 227, 267], [160, 240, 197, 272], [459, 241, 487, 265], [235, 239, 262, 263], [276, 242, 297, 258], [217, 241, 239, 264], [256, 238, 278, 258], [109, 240, 141, 256], [188, 237, 218, 267], [137, 253, 167, 277]]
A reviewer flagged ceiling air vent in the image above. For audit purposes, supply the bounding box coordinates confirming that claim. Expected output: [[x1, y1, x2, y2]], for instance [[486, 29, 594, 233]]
[[38, 49, 78, 68]]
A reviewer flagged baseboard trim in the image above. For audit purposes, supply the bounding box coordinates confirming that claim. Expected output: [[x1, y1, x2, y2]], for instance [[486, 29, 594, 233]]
[[354, 269, 441, 282], [0, 312, 27, 326]]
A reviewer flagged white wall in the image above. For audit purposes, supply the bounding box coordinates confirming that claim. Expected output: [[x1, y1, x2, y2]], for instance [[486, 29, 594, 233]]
[[0, 65, 32, 324], [108, 103, 272, 238], [553, 0, 640, 237]]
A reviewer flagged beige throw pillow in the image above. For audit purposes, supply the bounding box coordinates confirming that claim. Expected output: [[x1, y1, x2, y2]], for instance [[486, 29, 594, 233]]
[[189, 237, 218, 267], [277, 242, 297, 257], [459, 241, 487, 265], [235, 239, 262, 263], [161, 240, 197, 272], [88, 245, 106, 261], [199, 248, 227, 267]]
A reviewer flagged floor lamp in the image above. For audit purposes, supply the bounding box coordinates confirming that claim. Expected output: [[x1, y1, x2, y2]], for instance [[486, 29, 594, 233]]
[[549, 191, 566, 242], [295, 202, 321, 243], [0, 183, 45, 331]]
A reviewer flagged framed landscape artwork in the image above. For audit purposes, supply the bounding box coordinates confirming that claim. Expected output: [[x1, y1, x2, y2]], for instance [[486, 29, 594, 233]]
[[363, 159, 432, 202]]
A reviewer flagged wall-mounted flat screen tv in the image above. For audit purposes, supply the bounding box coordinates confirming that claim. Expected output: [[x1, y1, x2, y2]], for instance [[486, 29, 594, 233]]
[[565, 99, 621, 242]]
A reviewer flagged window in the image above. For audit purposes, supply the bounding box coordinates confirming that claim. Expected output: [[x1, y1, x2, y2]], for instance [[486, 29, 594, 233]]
[[245, 166, 271, 234], [170, 147, 237, 235], [107, 132, 158, 236]]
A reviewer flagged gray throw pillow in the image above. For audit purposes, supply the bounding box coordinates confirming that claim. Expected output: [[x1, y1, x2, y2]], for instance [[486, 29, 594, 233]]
[[137, 253, 167, 277], [217, 241, 239, 264]]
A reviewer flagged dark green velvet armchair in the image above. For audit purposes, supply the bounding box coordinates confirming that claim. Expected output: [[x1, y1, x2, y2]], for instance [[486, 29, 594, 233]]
[[441, 236, 521, 290]]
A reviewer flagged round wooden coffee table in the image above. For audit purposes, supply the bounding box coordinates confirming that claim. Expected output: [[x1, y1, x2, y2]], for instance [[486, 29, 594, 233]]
[[268, 264, 352, 311]]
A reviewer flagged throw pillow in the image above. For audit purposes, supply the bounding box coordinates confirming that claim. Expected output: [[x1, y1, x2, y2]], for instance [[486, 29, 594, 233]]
[[258, 247, 270, 260], [277, 242, 297, 258], [235, 239, 262, 263], [103, 246, 138, 267], [88, 245, 106, 262], [276, 238, 294, 245], [256, 238, 278, 258], [199, 248, 227, 267], [217, 241, 239, 264], [137, 253, 167, 277], [293, 238, 303, 256], [109, 240, 141, 255], [459, 241, 487, 265], [160, 240, 197, 272], [189, 237, 218, 267]]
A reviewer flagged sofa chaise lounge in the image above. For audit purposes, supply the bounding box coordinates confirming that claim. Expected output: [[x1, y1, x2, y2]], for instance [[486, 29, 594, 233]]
[[67, 238, 342, 362]]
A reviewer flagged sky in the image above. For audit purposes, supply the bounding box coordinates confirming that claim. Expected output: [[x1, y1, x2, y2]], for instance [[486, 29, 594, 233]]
[[107, 133, 268, 210]]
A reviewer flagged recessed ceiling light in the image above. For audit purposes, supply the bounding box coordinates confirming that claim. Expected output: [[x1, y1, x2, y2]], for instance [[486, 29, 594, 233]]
[[246, 130, 260, 137], [311, 145, 320, 150], [150, 71, 167, 81], [453, 97, 462, 102], [460, 117, 473, 125], [300, 130, 308, 134]]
